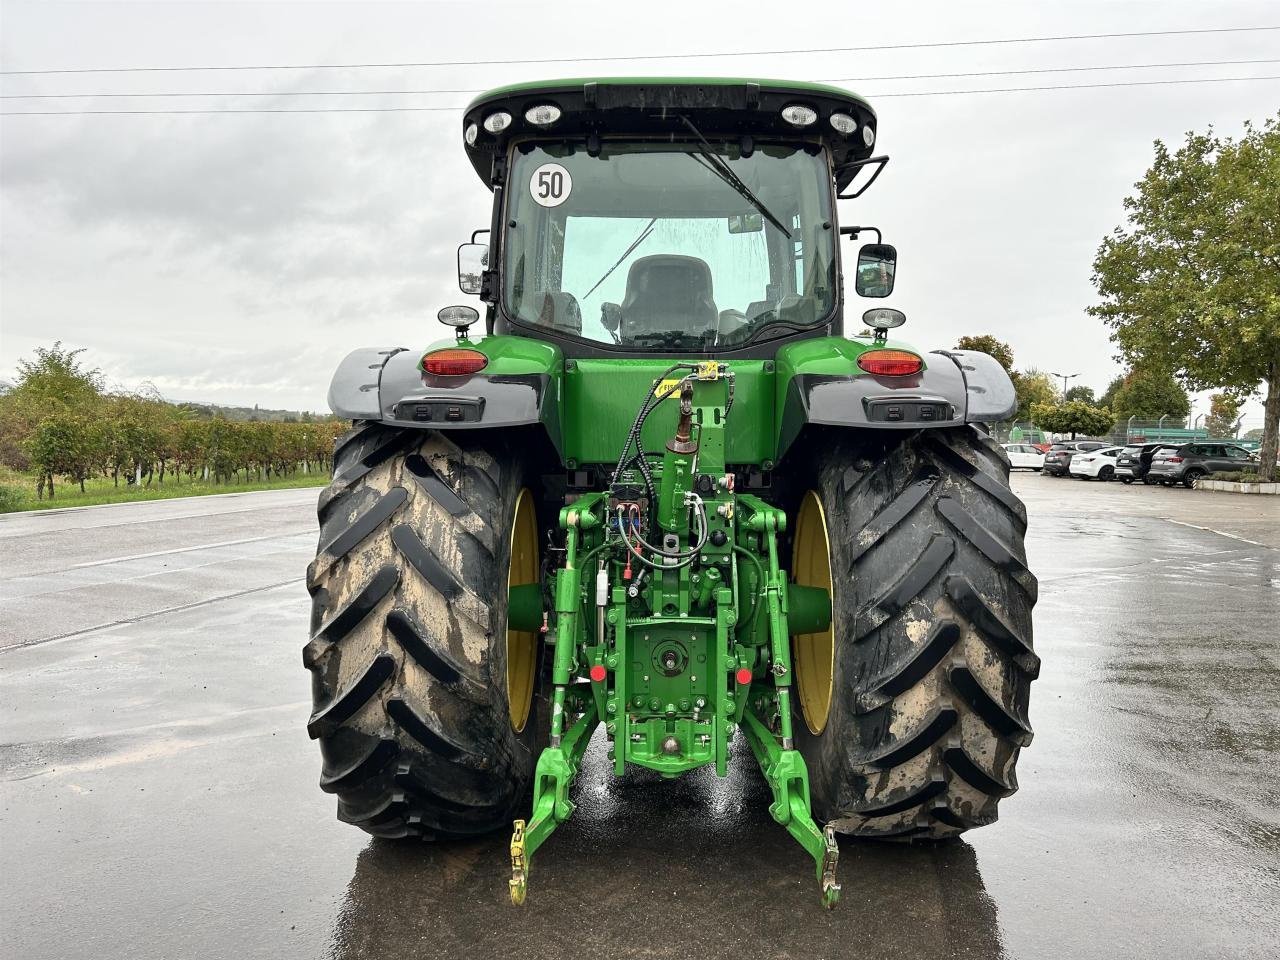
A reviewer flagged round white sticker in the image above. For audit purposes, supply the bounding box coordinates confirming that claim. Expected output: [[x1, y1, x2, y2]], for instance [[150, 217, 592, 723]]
[[529, 162, 572, 207]]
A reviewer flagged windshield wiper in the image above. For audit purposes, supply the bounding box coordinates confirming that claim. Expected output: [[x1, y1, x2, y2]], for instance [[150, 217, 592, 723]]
[[581, 217, 657, 301], [679, 115, 792, 239]]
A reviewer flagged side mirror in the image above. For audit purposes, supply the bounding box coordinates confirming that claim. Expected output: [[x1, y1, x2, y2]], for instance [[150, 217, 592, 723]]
[[457, 242, 488, 296], [854, 243, 897, 298]]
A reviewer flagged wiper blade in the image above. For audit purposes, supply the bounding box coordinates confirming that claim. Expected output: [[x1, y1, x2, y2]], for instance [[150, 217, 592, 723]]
[[581, 217, 657, 301], [679, 115, 792, 240]]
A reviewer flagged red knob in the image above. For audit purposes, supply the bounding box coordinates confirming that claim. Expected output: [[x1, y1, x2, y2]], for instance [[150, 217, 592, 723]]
[[735, 668, 753, 686], [589, 664, 607, 683]]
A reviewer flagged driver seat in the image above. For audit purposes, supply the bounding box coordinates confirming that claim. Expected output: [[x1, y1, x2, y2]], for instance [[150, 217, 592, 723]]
[[618, 255, 718, 341]]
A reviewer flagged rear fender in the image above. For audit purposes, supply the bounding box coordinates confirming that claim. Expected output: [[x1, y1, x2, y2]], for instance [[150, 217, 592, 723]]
[[775, 339, 1016, 459], [326, 335, 565, 460]]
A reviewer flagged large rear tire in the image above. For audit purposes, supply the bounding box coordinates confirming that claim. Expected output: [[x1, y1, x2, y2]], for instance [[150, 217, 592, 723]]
[[790, 427, 1038, 839], [304, 424, 545, 839]]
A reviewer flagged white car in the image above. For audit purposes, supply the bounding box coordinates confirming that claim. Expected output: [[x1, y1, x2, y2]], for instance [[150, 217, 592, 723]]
[[1069, 446, 1122, 480], [1001, 443, 1045, 471]]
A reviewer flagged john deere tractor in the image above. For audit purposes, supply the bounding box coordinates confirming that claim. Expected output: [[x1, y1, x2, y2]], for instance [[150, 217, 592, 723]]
[[306, 78, 1037, 908]]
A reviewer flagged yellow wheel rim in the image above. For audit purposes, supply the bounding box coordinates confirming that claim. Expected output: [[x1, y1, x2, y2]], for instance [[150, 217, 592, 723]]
[[506, 488, 539, 733], [793, 490, 835, 735]]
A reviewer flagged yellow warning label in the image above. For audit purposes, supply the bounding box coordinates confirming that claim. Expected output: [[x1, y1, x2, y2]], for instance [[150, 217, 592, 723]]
[[653, 378, 684, 400]]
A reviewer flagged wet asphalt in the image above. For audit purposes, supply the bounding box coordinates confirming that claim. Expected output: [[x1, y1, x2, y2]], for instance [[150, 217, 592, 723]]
[[1, 475, 1277, 959]]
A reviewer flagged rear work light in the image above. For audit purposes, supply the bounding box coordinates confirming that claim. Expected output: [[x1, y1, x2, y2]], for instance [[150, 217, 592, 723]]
[[421, 348, 488, 377], [857, 349, 923, 377]]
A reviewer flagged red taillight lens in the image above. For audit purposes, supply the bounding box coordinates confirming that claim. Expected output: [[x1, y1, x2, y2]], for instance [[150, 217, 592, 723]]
[[857, 349, 923, 377], [421, 348, 488, 377], [1167, 456, 1183, 463]]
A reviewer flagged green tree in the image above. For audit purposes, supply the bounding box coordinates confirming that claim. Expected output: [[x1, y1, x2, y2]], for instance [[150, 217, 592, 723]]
[[1031, 401, 1114, 439], [1107, 365, 1191, 422], [1088, 115, 1280, 480], [1012, 368, 1059, 422], [1204, 393, 1243, 438], [25, 415, 105, 498], [0, 342, 106, 470], [1099, 375, 1125, 411], [955, 335, 1014, 371], [1064, 385, 1096, 404]]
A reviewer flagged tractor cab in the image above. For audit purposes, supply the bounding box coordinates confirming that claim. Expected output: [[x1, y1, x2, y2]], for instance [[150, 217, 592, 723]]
[[456, 78, 892, 357]]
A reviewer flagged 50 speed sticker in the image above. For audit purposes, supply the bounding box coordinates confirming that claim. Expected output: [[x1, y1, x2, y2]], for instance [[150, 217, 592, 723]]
[[529, 162, 572, 207]]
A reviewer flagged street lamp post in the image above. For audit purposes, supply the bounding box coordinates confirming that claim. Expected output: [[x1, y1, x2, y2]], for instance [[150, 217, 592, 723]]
[[1049, 371, 1080, 397]]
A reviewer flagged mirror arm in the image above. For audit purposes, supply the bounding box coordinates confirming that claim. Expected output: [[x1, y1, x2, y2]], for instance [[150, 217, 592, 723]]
[[470, 228, 491, 244], [840, 225, 882, 243], [836, 155, 890, 199]]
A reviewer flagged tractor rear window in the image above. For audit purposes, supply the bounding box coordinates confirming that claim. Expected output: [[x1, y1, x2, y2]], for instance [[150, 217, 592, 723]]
[[503, 140, 836, 351]]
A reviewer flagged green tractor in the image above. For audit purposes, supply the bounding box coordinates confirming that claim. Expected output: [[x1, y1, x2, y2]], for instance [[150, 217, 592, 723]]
[[306, 78, 1037, 908]]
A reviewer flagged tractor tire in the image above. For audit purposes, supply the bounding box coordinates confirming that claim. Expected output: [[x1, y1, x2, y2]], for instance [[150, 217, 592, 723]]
[[303, 423, 545, 840], [790, 426, 1037, 840]]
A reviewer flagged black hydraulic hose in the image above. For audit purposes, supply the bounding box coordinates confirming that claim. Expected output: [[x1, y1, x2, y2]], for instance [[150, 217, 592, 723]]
[[732, 544, 765, 640], [611, 363, 695, 486]]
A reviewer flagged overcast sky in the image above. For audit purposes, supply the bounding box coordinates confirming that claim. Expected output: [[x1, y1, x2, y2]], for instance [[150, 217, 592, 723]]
[[1, 0, 1276, 428]]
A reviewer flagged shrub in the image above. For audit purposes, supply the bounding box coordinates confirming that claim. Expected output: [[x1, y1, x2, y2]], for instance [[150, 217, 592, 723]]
[[1209, 470, 1262, 483], [0, 483, 27, 513]]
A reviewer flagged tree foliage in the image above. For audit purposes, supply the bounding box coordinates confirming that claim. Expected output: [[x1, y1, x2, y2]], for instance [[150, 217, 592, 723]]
[[1088, 114, 1280, 479], [1204, 392, 1243, 438], [1108, 365, 1191, 421], [955, 334, 1015, 372], [1012, 368, 1059, 422], [1031, 400, 1114, 439], [1099, 375, 1125, 411], [1064, 385, 1096, 404]]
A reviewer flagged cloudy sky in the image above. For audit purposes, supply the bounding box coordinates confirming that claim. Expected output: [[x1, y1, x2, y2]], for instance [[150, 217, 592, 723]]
[[1, 1, 1276, 427]]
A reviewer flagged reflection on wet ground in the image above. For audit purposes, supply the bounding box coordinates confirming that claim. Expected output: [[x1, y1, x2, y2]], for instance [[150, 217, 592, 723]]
[[2, 477, 1277, 959], [330, 736, 1003, 960]]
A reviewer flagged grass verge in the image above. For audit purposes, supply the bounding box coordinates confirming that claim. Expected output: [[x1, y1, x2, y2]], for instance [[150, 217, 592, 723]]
[[0, 468, 328, 513]]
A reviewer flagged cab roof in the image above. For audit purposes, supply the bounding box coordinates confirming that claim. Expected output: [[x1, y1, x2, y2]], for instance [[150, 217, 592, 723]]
[[461, 77, 878, 190]]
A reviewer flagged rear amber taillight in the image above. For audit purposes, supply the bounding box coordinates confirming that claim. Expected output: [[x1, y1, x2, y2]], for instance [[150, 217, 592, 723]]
[[421, 348, 488, 377], [857, 349, 923, 377]]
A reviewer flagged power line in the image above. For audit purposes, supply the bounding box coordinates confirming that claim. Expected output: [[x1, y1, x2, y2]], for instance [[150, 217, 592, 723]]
[[1, 25, 1277, 75], [4, 73, 1278, 115], [5, 57, 1278, 99], [872, 73, 1280, 98]]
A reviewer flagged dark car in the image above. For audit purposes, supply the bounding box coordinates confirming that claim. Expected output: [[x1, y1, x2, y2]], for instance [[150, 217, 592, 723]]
[[1146, 442, 1258, 487], [1043, 441, 1110, 477], [1115, 442, 1180, 484]]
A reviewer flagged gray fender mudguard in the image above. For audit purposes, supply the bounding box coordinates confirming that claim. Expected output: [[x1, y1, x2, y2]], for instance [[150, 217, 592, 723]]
[[777, 348, 1017, 457], [327, 347, 406, 420], [932, 349, 1018, 422], [327, 346, 563, 456]]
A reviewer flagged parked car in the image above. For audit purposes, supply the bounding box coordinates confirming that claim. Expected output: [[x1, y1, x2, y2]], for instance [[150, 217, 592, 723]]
[[1001, 442, 1045, 471], [1115, 442, 1180, 484], [1069, 446, 1122, 480], [1146, 442, 1257, 487], [1043, 441, 1110, 477]]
